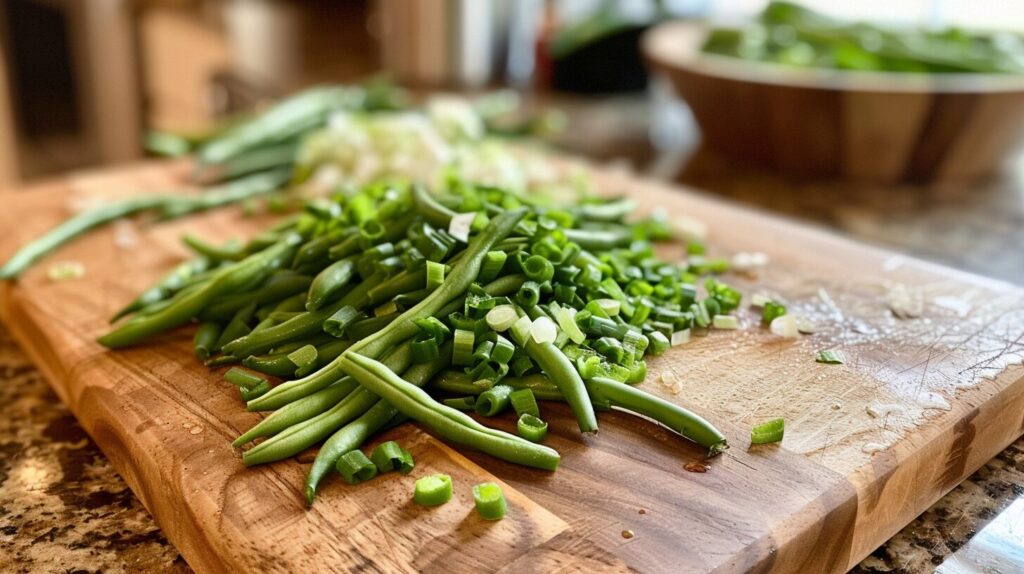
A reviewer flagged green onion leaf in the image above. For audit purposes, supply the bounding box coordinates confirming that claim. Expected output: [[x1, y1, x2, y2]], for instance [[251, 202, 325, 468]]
[[815, 350, 846, 364]]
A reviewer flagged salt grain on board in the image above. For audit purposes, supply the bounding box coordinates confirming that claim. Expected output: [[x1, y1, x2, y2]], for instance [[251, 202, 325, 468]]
[[866, 403, 907, 419]]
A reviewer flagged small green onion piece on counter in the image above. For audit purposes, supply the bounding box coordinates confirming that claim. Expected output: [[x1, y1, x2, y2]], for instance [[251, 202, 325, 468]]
[[486, 305, 518, 332], [443, 396, 477, 411], [239, 380, 270, 401], [762, 301, 787, 324], [336, 450, 379, 485], [414, 474, 453, 506], [48, 261, 85, 281], [509, 388, 540, 418], [426, 261, 445, 290], [370, 441, 414, 474], [815, 350, 846, 364], [517, 413, 548, 442], [671, 329, 691, 346], [224, 367, 266, 388], [452, 329, 475, 366], [472, 482, 507, 521], [712, 315, 738, 330], [750, 418, 785, 445]]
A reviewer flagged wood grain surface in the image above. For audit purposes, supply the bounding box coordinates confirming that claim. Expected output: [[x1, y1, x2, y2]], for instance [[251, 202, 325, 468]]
[[1, 162, 1023, 573]]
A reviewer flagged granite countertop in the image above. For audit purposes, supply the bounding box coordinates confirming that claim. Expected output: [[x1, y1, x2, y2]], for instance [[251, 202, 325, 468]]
[[3, 101, 1024, 571]]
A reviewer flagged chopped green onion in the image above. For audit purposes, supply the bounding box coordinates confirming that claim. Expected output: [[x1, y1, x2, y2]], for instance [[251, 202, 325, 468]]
[[509, 388, 540, 418], [594, 298, 621, 317], [517, 413, 548, 442], [478, 251, 507, 283], [553, 304, 586, 344], [511, 355, 534, 377], [510, 315, 533, 346], [286, 344, 318, 376], [370, 441, 414, 474], [815, 350, 846, 364], [224, 367, 265, 388], [414, 316, 451, 341], [414, 474, 453, 506], [516, 280, 541, 308], [762, 301, 787, 324], [751, 294, 772, 307], [475, 384, 513, 416], [324, 305, 361, 337], [712, 315, 738, 330], [671, 329, 691, 346], [472, 482, 507, 521], [411, 335, 440, 363], [491, 335, 516, 364], [426, 261, 446, 290], [486, 305, 519, 332], [449, 212, 476, 243], [690, 302, 710, 328], [453, 329, 475, 366], [648, 331, 670, 355], [530, 316, 558, 344], [522, 255, 555, 282], [443, 396, 477, 411], [239, 380, 270, 401], [751, 418, 785, 445], [336, 450, 379, 485]]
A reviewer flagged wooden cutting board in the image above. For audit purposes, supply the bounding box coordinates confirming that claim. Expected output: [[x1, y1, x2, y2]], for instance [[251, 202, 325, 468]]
[[2, 162, 1023, 573]]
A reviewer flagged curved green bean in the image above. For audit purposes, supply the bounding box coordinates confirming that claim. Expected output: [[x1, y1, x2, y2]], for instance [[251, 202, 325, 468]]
[[306, 257, 356, 311], [340, 352, 560, 471]]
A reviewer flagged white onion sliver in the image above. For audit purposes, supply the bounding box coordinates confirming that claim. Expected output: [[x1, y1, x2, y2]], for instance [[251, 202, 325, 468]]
[[770, 315, 798, 338], [530, 316, 558, 344]]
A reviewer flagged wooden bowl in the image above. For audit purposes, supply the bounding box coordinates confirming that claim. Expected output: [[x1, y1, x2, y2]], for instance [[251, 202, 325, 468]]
[[643, 20, 1024, 182]]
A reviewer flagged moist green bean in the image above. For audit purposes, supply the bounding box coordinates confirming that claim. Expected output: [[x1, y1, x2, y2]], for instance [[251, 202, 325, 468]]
[[193, 322, 222, 361], [233, 378, 357, 446], [242, 341, 414, 465], [304, 342, 451, 503], [522, 337, 598, 433], [98, 234, 301, 348], [306, 256, 356, 311], [586, 377, 728, 456], [200, 271, 312, 320], [340, 352, 560, 471]]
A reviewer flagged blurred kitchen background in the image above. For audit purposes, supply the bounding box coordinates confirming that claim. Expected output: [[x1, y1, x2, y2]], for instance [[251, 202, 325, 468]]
[[1, 0, 1023, 283]]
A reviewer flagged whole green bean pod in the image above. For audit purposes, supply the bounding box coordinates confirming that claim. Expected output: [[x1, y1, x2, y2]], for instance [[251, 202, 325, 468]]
[[306, 256, 356, 311], [0, 195, 169, 280], [304, 342, 452, 503], [585, 377, 728, 456], [341, 352, 560, 471], [98, 234, 301, 348], [521, 336, 598, 433], [111, 257, 213, 322], [242, 341, 413, 466], [200, 271, 312, 321], [348, 208, 526, 360], [233, 379, 357, 446], [221, 299, 347, 358]]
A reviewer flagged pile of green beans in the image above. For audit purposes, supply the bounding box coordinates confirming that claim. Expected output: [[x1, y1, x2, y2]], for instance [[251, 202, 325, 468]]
[[96, 172, 736, 503]]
